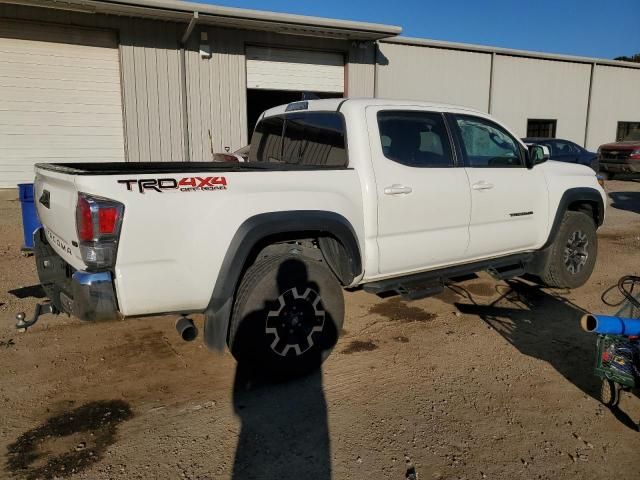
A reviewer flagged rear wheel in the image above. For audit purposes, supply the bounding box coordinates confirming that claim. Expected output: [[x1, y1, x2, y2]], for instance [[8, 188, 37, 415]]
[[229, 253, 344, 375], [539, 211, 597, 289]]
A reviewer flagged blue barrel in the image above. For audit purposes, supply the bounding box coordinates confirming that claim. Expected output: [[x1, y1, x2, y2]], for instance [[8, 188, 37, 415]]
[[18, 183, 42, 250]]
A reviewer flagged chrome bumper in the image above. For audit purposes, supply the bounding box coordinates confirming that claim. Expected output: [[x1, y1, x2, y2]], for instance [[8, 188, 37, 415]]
[[70, 271, 120, 321], [34, 227, 120, 322]]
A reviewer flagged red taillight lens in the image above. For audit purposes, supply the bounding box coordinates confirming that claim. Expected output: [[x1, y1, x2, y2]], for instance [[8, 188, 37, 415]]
[[77, 195, 94, 242], [98, 207, 119, 235], [75, 193, 124, 270]]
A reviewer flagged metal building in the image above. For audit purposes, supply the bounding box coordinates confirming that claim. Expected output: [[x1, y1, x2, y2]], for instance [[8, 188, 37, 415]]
[[0, 0, 639, 188]]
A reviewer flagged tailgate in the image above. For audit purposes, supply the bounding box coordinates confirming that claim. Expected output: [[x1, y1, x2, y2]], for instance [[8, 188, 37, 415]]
[[34, 167, 84, 270]]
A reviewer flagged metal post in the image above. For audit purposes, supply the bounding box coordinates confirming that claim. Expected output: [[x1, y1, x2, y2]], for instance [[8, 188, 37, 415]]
[[488, 52, 496, 114], [584, 62, 596, 148], [179, 12, 199, 162]]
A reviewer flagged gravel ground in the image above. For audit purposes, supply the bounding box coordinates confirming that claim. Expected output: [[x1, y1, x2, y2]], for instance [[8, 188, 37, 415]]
[[0, 180, 639, 480]]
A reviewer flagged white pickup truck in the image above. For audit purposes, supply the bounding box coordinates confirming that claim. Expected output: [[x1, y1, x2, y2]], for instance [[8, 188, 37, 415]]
[[25, 98, 606, 373]]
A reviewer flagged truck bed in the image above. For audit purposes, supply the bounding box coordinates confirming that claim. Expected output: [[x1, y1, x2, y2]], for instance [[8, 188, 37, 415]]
[[35, 162, 350, 175]]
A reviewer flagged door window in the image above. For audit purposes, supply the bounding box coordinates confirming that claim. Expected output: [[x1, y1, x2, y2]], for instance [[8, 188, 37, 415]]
[[455, 116, 524, 168], [548, 140, 579, 156], [377, 111, 454, 167]]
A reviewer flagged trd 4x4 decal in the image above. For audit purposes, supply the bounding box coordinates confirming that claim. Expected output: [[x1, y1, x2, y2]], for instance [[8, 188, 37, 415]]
[[118, 177, 227, 193]]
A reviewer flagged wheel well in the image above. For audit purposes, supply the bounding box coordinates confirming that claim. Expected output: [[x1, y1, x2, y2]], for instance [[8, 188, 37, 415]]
[[245, 231, 356, 286], [567, 200, 600, 226]]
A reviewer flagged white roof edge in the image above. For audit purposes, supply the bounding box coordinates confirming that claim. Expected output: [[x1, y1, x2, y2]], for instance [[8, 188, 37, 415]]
[[19, 0, 401, 39], [382, 36, 640, 69]]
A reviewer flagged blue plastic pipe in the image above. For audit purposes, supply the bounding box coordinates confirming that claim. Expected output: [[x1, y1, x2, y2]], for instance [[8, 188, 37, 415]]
[[581, 314, 640, 336]]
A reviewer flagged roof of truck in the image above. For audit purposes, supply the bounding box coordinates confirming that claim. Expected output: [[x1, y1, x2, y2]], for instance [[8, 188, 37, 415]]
[[262, 98, 487, 118]]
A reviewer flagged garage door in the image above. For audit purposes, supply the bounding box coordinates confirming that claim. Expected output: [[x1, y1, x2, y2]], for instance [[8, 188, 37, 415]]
[[246, 46, 344, 93], [0, 22, 125, 188]]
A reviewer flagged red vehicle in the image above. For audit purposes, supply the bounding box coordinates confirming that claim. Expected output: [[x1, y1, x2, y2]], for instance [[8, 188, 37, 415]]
[[598, 128, 640, 179]]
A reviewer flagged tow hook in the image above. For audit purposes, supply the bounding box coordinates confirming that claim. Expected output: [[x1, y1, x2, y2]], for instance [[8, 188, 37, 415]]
[[15, 302, 59, 331]]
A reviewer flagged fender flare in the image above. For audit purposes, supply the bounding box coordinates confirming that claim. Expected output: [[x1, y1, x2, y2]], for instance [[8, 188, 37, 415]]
[[203, 211, 362, 350], [542, 187, 604, 249]]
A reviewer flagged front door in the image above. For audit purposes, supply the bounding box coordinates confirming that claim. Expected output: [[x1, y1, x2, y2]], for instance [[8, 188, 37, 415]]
[[451, 114, 549, 259], [367, 107, 471, 276]]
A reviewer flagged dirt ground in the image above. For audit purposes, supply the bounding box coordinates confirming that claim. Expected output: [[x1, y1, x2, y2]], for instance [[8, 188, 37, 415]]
[[1, 180, 639, 480]]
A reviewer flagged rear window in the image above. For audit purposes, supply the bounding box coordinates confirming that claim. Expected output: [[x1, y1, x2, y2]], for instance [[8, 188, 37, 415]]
[[249, 112, 348, 167]]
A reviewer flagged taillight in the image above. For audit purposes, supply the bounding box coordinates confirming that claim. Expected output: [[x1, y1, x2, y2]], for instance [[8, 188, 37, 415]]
[[98, 207, 119, 235], [75, 193, 124, 270], [77, 195, 94, 242], [631, 149, 640, 160]]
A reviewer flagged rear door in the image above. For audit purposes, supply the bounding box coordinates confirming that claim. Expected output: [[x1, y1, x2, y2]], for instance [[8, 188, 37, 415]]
[[451, 114, 548, 258], [367, 107, 471, 275]]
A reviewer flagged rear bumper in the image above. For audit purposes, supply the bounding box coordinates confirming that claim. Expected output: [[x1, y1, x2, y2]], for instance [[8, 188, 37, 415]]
[[70, 270, 120, 321], [34, 228, 120, 321]]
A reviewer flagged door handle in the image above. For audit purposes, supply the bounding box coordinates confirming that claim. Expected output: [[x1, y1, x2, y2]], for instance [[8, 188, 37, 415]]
[[384, 184, 412, 195], [472, 181, 494, 191]]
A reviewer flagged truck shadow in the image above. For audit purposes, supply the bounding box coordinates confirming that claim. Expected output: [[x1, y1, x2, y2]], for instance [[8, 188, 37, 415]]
[[230, 257, 334, 479], [452, 279, 638, 431], [609, 192, 640, 214]]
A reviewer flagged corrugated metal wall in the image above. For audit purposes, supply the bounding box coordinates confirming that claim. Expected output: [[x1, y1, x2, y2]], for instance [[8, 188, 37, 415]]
[[491, 55, 591, 144], [1, 4, 373, 163], [376, 42, 492, 111], [185, 27, 362, 157], [184, 27, 247, 161], [6, 4, 639, 162], [119, 17, 185, 162], [348, 41, 376, 97], [586, 65, 640, 151]]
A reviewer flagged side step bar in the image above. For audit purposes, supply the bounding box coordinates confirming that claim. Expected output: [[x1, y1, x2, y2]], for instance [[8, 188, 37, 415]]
[[363, 253, 533, 300]]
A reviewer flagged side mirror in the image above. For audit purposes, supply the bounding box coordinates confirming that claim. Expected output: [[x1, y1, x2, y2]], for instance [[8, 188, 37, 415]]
[[526, 144, 550, 169]]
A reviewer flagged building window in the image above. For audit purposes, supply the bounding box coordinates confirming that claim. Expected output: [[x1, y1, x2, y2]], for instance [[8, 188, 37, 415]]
[[527, 119, 557, 138], [617, 122, 640, 141]]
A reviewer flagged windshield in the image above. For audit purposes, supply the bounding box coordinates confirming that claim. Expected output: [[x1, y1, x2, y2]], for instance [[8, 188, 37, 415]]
[[622, 129, 640, 141]]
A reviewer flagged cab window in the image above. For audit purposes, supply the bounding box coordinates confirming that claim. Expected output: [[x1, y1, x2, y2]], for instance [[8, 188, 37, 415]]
[[249, 112, 348, 167]]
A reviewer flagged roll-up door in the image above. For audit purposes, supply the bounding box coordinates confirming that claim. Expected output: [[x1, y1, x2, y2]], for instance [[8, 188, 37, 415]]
[[0, 22, 125, 188], [246, 46, 344, 93]]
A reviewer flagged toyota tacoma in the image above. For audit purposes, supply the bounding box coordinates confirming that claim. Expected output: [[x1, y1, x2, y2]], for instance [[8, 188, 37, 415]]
[[24, 98, 606, 373]]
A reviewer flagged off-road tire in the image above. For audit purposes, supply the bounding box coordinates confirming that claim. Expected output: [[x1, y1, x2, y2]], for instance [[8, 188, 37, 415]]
[[228, 253, 344, 375], [539, 211, 597, 289]]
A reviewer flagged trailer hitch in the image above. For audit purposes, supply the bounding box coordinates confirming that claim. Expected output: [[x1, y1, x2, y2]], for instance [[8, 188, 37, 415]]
[[15, 302, 59, 331]]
